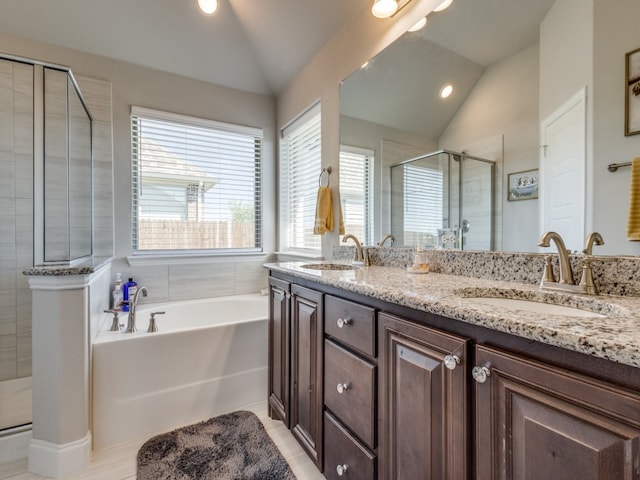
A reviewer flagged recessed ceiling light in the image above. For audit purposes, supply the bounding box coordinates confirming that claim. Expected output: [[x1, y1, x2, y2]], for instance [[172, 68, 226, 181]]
[[408, 17, 427, 32], [361, 61, 370, 69], [197, 0, 218, 15], [433, 0, 453, 12], [440, 84, 453, 98], [372, 0, 399, 18]]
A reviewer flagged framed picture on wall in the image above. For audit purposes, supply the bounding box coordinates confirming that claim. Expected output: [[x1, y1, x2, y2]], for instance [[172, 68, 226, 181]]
[[625, 47, 640, 136], [507, 169, 538, 201]]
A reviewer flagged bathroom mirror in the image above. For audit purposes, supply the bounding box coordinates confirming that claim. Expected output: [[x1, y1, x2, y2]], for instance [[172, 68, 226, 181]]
[[43, 67, 92, 263], [340, 0, 640, 254]]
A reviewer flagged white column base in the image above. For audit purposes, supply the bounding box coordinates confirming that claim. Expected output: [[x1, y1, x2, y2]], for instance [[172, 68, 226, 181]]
[[28, 432, 91, 479]]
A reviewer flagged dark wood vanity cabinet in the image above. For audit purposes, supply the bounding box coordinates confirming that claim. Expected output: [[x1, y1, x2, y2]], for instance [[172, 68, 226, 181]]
[[474, 345, 640, 480], [268, 272, 640, 480], [290, 284, 324, 469], [378, 312, 469, 480], [268, 277, 290, 426]]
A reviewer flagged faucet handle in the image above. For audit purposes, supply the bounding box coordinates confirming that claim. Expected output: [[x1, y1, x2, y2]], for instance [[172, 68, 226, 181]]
[[104, 309, 122, 332], [147, 311, 165, 333]]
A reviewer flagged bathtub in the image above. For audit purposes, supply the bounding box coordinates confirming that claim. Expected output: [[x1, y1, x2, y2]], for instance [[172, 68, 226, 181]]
[[92, 293, 268, 450]]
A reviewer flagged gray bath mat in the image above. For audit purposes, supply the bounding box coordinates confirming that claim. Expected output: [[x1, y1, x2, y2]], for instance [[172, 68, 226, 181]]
[[137, 410, 297, 480]]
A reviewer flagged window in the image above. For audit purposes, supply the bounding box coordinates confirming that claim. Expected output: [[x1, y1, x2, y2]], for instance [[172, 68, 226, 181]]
[[131, 106, 262, 254], [340, 145, 373, 245], [280, 103, 321, 252], [403, 165, 444, 245]]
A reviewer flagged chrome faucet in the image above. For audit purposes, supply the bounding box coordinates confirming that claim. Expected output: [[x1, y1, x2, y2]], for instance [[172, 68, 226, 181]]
[[342, 234, 369, 266], [538, 232, 575, 290], [377, 234, 396, 247], [125, 286, 148, 333]]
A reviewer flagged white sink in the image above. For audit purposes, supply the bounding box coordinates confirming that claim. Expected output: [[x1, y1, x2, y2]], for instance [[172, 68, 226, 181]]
[[466, 297, 605, 318]]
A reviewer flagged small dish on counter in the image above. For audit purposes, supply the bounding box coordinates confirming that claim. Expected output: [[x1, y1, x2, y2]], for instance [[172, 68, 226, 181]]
[[407, 265, 429, 274]]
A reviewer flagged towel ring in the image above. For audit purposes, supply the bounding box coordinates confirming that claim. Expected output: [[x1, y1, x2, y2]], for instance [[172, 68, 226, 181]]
[[319, 166, 332, 187]]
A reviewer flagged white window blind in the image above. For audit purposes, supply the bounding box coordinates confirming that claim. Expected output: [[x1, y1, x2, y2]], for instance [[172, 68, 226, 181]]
[[340, 145, 373, 245], [280, 103, 321, 252], [404, 165, 443, 244], [131, 106, 262, 253]]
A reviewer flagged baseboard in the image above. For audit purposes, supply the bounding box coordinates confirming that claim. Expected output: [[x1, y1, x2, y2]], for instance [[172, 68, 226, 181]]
[[0, 427, 31, 464], [28, 432, 91, 479]]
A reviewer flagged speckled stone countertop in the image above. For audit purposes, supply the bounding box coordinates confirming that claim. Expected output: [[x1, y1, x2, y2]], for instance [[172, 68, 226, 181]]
[[23, 256, 111, 276], [265, 262, 640, 369]]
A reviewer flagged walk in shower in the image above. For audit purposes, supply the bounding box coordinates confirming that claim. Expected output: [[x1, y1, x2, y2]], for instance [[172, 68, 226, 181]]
[[390, 150, 496, 250]]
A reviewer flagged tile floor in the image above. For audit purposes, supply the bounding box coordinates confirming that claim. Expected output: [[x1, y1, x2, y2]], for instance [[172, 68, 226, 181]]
[[0, 403, 325, 480]]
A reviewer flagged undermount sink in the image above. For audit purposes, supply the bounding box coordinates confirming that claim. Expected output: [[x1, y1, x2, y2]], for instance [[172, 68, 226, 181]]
[[300, 263, 355, 271], [465, 297, 606, 318]]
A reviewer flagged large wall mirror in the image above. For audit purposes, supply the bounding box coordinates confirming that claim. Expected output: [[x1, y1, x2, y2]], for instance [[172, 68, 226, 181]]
[[340, 0, 640, 255]]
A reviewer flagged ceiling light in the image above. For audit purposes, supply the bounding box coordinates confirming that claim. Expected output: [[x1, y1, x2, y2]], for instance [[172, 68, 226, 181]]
[[372, 0, 399, 18], [433, 0, 453, 12], [197, 0, 218, 15], [408, 17, 427, 32], [440, 84, 453, 98]]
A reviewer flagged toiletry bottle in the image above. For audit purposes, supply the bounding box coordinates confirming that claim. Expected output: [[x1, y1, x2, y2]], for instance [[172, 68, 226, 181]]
[[122, 277, 138, 312], [112, 273, 123, 310]]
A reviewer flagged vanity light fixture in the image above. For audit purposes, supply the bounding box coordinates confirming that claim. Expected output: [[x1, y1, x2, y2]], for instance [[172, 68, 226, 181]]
[[197, 0, 218, 15], [408, 16, 427, 32], [440, 84, 453, 98], [433, 0, 453, 12], [371, 0, 399, 18]]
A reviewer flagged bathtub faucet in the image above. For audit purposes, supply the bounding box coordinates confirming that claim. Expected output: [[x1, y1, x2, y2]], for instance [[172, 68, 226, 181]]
[[125, 286, 148, 333]]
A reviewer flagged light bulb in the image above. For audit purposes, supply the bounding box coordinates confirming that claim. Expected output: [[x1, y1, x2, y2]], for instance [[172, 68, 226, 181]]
[[408, 17, 427, 32], [433, 0, 453, 12], [440, 84, 453, 98], [197, 0, 218, 15], [372, 0, 398, 18]]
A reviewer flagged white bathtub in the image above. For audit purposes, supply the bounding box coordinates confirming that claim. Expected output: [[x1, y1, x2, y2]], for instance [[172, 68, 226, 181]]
[[92, 293, 268, 450]]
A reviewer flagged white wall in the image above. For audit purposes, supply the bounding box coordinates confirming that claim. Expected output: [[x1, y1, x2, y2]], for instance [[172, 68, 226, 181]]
[[0, 32, 277, 300], [592, 0, 640, 255], [439, 45, 541, 252]]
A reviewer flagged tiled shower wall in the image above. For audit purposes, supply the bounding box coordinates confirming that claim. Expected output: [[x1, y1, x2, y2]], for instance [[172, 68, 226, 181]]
[[0, 60, 34, 382]]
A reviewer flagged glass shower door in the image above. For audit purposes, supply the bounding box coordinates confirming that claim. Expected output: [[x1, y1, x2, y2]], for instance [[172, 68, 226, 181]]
[[460, 158, 494, 250]]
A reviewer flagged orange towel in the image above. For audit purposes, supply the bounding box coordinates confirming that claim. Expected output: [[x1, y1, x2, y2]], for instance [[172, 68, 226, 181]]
[[627, 157, 640, 241], [313, 186, 333, 234]]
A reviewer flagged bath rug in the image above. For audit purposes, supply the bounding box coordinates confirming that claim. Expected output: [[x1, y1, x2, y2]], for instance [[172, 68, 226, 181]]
[[137, 410, 297, 480]]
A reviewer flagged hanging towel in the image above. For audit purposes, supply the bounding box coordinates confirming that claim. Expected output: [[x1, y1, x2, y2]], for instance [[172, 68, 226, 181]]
[[314, 186, 334, 234], [627, 157, 640, 241]]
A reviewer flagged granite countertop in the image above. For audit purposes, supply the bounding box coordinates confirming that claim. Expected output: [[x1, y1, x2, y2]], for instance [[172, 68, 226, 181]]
[[265, 262, 640, 369]]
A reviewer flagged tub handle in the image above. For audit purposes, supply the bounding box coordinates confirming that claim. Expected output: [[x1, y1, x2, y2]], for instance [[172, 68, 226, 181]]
[[104, 309, 121, 332], [147, 311, 166, 333]]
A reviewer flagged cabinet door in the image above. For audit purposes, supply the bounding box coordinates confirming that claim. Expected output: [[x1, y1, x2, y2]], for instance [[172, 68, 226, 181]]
[[268, 277, 290, 426], [474, 345, 640, 480], [378, 313, 469, 480], [291, 284, 324, 470]]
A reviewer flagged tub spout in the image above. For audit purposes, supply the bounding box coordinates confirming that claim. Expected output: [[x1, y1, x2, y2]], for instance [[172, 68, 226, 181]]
[[125, 286, 148, 333]]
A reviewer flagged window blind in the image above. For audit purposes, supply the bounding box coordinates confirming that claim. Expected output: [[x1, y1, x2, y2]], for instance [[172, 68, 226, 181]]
[[404, 165, 443, 244], [340, 146, 373, 244], [280, 103, 321, 251], [131, 106, 262, 253]]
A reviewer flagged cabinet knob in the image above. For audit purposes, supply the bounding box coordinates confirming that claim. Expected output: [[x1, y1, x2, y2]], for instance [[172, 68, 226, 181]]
[[337, 317, 352, 328], [336, 383, 350, 394], [444, 354, 461, 370], [336, 464, 349, 476], [472, 366, 491, 383]]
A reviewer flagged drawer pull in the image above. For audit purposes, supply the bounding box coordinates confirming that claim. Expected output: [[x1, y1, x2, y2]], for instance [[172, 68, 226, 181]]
[[444, 354, 461, 370], [472, 366, 491, 384], [336, 382, 350, 394], [336, 464, 349, 476], [337, 317, 352, 328]]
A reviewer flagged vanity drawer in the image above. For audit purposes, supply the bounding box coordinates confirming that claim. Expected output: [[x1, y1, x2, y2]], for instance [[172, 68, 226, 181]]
[[324, 412, 376, 480], [324, 339, 376, 448], [325, 295, 376, 357]]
